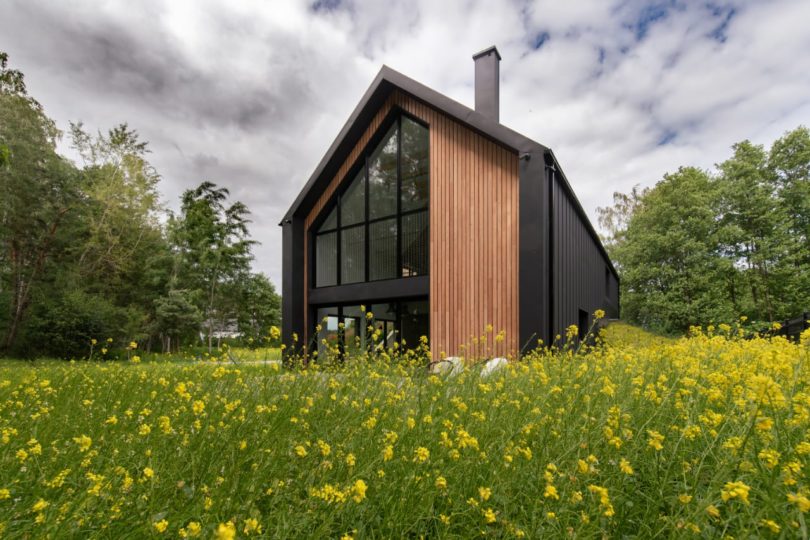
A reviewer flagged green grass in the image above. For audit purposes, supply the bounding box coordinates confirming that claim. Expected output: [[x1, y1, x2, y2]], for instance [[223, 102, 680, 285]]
[[1, 323, 809, 538]]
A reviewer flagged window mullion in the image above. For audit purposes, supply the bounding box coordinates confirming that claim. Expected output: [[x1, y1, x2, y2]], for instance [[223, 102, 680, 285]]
[[396, 116, 402, 278]]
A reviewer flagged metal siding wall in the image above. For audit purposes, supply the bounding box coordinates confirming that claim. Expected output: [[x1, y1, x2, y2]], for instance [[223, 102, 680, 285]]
[[551, 174, 619, 340], [303, 90, 520, 357]]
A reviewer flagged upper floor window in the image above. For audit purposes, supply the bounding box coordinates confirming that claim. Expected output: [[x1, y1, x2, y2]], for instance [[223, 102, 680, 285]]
[[314, 114, 429, 287]]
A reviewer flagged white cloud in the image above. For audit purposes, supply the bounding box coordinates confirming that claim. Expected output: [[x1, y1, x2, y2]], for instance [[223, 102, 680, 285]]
[[1, 0, 809, 288]]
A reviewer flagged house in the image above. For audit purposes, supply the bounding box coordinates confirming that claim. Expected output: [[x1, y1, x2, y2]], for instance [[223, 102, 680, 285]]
[[281, 46, 619, 358]]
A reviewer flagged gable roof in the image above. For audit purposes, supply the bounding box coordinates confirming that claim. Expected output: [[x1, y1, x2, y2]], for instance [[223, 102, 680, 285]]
[[281, 65, 547, 223], [280, 64, 617, 279]]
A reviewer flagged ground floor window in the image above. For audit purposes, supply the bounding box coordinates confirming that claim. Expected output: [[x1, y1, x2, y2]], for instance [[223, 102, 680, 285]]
[[313, 298, 428, 359]]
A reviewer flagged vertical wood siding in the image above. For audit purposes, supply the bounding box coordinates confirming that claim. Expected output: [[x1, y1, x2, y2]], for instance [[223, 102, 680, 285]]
[[304, 90, 519, 357]]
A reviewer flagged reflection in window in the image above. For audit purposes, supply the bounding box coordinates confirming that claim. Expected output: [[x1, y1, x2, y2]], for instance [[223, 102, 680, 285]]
[[316, 306, 340, 358], [311, 300, 428, 358], [401, 117, 429, 212], [368, 124, 398, 220], [341, 225, 365, 284], [341, 170, 365, 226]]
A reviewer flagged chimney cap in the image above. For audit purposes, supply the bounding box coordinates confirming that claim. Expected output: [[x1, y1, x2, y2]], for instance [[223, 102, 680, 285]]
[[472, 45, 502, 61]]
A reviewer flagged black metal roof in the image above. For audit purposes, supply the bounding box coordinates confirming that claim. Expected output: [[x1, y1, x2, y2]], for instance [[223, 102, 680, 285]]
[[280, 64, 617, 278]]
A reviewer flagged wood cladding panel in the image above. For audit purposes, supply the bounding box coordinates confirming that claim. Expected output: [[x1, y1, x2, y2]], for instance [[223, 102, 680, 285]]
[[304, 90, 519, 357]]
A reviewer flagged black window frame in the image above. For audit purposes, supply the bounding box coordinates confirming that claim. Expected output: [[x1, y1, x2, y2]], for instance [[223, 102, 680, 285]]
[[309, 296, 429, 356], [311, 108, 430, 288]]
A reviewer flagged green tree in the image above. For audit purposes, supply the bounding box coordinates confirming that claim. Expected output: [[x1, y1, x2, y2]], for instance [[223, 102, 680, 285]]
[[236, 272, 281, 345], [717, 140, 793, 321], [171, 182, 256, 352], [0, 53, 81, 352], [152, 290, 202, 353], [608, 167, 734, 333]]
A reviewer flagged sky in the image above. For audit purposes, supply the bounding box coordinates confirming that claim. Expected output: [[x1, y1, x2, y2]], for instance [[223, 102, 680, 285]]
[[2, 0, 809, 289]]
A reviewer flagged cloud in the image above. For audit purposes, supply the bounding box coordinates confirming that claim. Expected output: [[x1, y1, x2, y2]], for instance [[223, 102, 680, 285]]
[[2, 0, 809, 288]]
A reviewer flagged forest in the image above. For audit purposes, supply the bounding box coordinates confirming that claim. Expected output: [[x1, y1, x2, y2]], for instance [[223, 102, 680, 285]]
[[0, 52, 280, 358], [598, 126, 810, 334]]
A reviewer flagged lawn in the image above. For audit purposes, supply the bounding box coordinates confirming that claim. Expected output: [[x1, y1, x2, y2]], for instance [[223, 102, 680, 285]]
[[1, 322, 809, 538]]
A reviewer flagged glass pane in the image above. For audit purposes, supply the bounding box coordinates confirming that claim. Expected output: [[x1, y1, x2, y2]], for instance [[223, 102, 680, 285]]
[[368, 123, 398, 219], [316, 306, 340, 358], [341, 170, 365, 226], [401, 210, 428, 277], [342, 315, 366, 357], [400, 299, 429, 349], [370, 303, 397, 350], [315, 232, 337, 287], [369, 218, 397, 280], [341, 225, 365, 284], [401, 117, 429, 211], [318, 206, 337, 232]]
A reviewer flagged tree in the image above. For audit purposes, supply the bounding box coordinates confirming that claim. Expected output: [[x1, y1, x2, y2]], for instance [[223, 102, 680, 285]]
[[153, 290, 202, 353], [608, 167, 734, 333], [236, 273, 281, 345], [717, 140, 794, 321], [0, 53, 80, 352], [171, 182, 256, 352]]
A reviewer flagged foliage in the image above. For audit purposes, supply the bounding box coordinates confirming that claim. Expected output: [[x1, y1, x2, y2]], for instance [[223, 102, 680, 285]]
[[1, 323, 810, 537], [0, 51, 280, 357], [600, 128, 810, 334], [170, 182, 256, 352]]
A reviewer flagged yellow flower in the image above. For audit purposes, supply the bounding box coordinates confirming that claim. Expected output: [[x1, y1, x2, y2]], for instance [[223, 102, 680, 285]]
[[414, 447, 430, 463], [647, 430, 664, 451], [192, 400, 205, 415], [0, 489, 10, 500], [345, 453, 356, 467], [706, 505, 721, 519], [32, 499, 49, 512], [143, 467, 154, 479], [788, 492, 810, 513], [180, 521, 201, 538], [760, 519, 780, 533], [153, 519, 168, 534], [439, 514, 450, 525], [721, 481, 751, 505], [215, 521, 236, 540], [619, 458, 634, 475], [73, 435, 92, 452], [294, 445, 308, 457], [543, 484, 559, 500], [594, 309, 605, 320], [383, 445, 394, 461], [483, 508, 497, 524], [479, 487, 492, 501], [435, 476, 447, 490], [243, 518, 262, 535], [317, 440, 331, 457], [352, 479, 367, 503], [129, 341, 138, 349], [678, 494, 692, 504]]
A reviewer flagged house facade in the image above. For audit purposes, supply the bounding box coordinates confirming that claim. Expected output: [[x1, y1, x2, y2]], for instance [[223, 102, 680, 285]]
[[281, 47, 619, 358]]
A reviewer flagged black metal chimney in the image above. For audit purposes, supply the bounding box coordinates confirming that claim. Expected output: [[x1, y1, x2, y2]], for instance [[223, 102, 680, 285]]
[[473, 45, 501, 123]]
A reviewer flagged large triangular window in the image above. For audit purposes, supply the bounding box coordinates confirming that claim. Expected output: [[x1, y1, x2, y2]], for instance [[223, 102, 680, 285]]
[[313, 114, 429, 287]]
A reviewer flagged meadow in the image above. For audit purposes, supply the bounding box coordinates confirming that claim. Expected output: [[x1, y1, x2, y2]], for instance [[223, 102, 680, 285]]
[[1, 321, 810, 538]]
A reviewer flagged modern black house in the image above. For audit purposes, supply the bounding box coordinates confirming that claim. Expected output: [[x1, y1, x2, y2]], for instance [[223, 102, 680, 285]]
[[281, 46, 619, 358]]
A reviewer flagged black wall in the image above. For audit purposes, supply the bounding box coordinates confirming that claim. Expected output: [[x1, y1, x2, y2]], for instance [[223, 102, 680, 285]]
[[549, 161, 620, 341]]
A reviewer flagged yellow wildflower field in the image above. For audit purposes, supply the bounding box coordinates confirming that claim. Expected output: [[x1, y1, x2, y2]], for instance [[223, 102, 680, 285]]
[[1, 323, 810, 538]]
